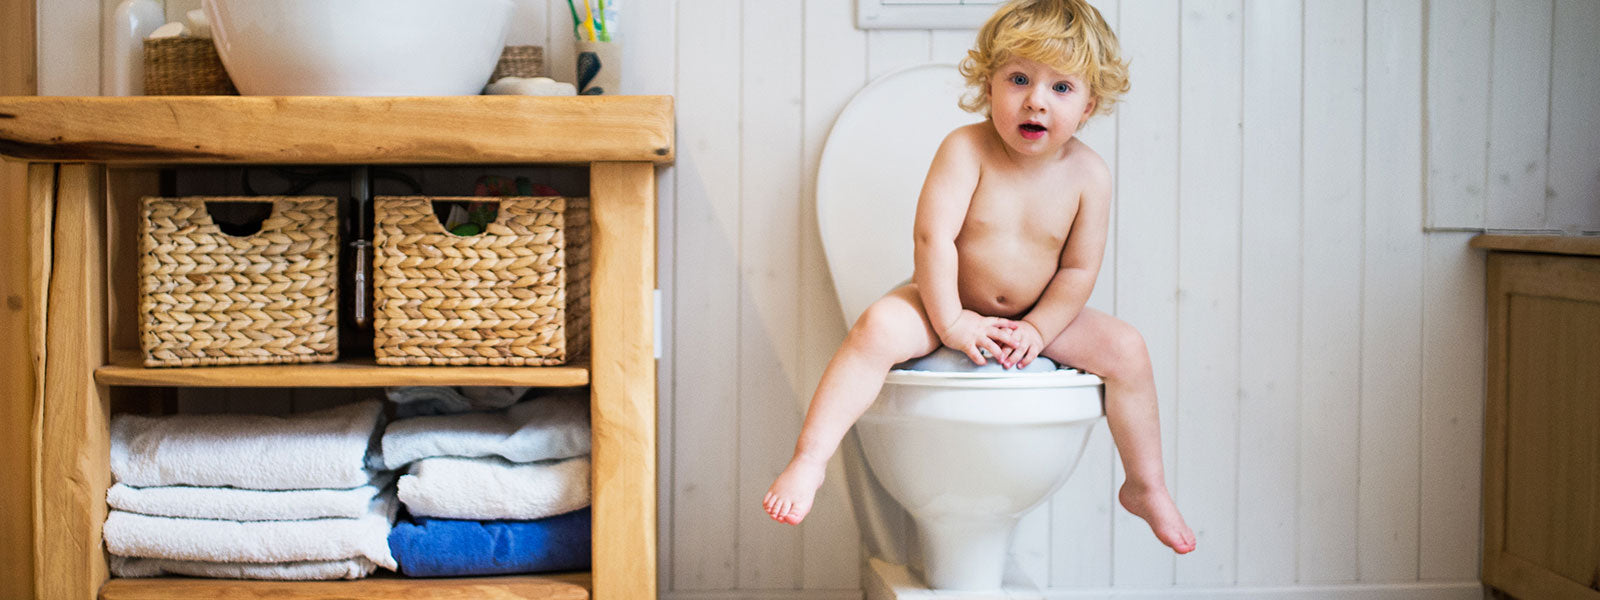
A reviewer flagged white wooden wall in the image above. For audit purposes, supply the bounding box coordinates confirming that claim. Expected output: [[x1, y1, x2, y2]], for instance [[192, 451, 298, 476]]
[[39, 0, 1600, 597]]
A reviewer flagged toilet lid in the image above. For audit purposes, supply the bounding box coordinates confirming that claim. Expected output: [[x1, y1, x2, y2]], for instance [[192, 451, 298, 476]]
[[816, 63, 985, 326]]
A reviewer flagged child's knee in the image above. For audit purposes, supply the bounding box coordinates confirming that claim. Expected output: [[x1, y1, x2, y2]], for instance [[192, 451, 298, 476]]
[[846, 301, 924, 359], [1105, 325, 1150, 377]]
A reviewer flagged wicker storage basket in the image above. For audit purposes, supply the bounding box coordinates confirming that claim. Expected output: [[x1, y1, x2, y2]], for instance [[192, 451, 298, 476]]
[[143, 37, 238, 95], [372, 196, 589, 366], [139, 196, 339, 367], [491, 45, 547, 81]]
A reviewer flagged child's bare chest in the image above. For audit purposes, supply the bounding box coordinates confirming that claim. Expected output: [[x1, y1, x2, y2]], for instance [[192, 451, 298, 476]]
[[962, 172, 1080, 245]]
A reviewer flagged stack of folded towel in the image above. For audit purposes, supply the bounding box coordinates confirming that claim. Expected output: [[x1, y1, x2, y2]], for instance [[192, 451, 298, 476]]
[[382, 389, 593, 577], [104, 400, 397, 580]]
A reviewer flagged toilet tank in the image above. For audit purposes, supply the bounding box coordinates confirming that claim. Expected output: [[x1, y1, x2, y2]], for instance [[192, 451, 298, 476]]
[[815, 63, 984, 326]]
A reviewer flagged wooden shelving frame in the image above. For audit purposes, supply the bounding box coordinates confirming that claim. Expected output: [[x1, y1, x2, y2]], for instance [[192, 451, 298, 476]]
[[0, 95, 671, 600]]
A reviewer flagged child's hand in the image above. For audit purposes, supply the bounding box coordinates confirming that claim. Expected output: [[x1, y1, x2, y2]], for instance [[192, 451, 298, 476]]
[[939, 310, 1018, 366], [997, 319, 1046, 369]]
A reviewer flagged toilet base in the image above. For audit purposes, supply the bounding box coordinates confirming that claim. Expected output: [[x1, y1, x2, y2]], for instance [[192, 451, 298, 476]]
[[863, 558, 1044, 600]]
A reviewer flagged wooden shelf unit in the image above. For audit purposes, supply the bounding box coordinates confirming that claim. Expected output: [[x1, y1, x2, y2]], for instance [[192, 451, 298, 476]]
[[99, 572, 592, 600], [0, 96, 671, 600], [96, 351, 592, 388]]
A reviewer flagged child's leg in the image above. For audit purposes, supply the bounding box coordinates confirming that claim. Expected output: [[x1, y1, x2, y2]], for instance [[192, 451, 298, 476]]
[[764, 284, 941, 525], [1038, 307, 1197, 554]]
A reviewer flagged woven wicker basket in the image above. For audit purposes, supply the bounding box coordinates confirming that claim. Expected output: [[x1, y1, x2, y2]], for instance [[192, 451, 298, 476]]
[[491, 45, 547, 81], [372, 196, 589, 366], [139, 196, 339, 367], [143, 37, 238, 95]]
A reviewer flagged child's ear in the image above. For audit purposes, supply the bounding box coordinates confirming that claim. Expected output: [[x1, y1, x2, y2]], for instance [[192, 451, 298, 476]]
[[1082, 97, 1097, 118]]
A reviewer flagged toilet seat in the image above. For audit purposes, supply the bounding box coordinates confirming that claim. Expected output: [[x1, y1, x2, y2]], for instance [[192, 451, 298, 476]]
[[883, 368, 1100, 387]]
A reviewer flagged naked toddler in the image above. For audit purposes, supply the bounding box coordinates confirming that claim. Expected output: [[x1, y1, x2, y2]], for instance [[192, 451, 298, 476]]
[[763, 0, 1195, 554]]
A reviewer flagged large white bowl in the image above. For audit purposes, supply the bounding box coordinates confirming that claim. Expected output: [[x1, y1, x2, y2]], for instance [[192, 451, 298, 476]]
[[204, 0, 514, 96]]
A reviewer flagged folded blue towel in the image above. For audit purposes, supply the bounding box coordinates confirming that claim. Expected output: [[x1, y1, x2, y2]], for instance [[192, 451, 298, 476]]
[[388, 508, 590, 577]]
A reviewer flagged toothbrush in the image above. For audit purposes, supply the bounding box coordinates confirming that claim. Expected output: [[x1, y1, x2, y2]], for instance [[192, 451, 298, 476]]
[[581, 0, 598, 42], [564, 0, 581, 39]]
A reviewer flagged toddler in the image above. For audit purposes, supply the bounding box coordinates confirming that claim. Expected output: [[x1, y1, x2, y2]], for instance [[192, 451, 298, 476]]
[[763, 0, 1195, 554]]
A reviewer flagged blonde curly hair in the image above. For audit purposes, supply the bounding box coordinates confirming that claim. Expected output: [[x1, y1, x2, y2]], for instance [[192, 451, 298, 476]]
[[958, 0, 1129, 119]]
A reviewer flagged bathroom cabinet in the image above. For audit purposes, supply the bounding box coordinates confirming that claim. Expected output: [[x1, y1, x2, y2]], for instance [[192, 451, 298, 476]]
[[1474, 234, 1600, 600], [0, 96, 672, 600]]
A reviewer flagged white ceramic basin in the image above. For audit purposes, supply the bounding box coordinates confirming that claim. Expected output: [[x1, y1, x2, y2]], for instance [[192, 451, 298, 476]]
[[204, 0, 514, 96]]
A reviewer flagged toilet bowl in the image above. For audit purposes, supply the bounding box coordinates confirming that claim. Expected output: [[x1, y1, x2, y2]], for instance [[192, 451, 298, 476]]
[[815, 63, 1107, 592]]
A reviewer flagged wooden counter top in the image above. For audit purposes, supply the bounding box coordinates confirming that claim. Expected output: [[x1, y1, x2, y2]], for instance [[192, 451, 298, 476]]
[[1470, 234, 1600, 258], [0, 95, 674, 165]]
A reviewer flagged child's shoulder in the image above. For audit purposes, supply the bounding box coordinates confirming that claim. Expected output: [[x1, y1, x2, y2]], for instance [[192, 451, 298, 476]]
[[1059, 138, 1111, 182], [938, 122, 997, 154]]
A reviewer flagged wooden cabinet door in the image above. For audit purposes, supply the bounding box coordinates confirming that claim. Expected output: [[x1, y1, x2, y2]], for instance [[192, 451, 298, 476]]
[[1483, 251, 1600, 600]]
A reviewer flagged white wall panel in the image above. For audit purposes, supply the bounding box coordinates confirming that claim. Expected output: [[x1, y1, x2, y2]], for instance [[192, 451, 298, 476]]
[[1358, 0, 1424, 583], [1424, 0, 1491, 230], [1485, 0, 1553, 231], [1419, 232, 1486, 581], [1175, 0, 1243, 585], [1547, 0, 1600, 233], [929, 29, 977, 65], [672, 0, 743, 590], [799, 0, 868, 589], [38, 0, 97, 95], [1298, 0, 1365, 584], [1109, 0, 1180, 587], [736, 0, 805, 589], [508, 0, 551, 47], [866, 30, 931, 80], [1237, 0, 1302, 585]]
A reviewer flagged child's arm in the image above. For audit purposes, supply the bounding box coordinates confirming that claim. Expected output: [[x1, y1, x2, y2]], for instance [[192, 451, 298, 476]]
[[913, 128, 1010, 364], [1008, 156, 1112, 367]]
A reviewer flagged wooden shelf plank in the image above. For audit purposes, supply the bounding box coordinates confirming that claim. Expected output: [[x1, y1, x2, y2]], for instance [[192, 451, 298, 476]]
[[1471, 233, 1600, 258], [96, 351, 589, 388], [99, 572, 591, 600], [0, 96, 674, 165]]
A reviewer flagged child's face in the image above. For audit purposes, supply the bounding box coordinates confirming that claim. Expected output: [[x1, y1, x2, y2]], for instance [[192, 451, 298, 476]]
[[987, 57, 1096, 156]]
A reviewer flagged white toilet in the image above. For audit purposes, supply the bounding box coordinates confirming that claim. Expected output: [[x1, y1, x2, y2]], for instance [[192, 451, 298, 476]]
[[815, 63, 1107, 592]]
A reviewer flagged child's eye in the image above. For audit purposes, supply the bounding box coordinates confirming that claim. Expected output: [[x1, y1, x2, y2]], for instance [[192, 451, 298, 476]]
[[1010, 74, 1029, 86], [1052, 82, 1071, 93]]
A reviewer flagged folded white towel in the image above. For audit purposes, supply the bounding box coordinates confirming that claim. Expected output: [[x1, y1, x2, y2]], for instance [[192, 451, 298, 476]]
[[103, 492, 398, 570], [382, 394, 589, 470], [107, 473, 394, 521], [111, 400, 382, 490], [398, 455, 589, 521], [110, 555, 377, 580], [386, 386, 527, 418]]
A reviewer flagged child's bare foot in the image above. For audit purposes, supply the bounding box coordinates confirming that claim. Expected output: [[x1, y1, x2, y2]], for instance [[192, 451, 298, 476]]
[[763, 456, 827, 525], [1119, 480, 1197, 554]]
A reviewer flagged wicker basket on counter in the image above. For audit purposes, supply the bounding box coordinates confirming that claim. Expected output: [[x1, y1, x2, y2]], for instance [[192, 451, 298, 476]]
[[142, 43, 541, 95], [143, 37, 238, 95], [372, 196, 589, 366], [139, 196, 339, 367], [491, 45, 547, 81]]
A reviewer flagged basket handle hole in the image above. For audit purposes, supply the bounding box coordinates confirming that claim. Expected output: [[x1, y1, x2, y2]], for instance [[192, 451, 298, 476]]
[[433, 200, 500, 237], [205, 201, 274, 237]]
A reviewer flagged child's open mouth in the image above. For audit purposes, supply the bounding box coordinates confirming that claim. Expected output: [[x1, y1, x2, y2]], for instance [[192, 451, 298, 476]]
[[1019, 122, 1047, 140]]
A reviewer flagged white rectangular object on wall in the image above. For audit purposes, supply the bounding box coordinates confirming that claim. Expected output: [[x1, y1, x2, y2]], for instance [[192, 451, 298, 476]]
[[858, 0, 1001, 29]]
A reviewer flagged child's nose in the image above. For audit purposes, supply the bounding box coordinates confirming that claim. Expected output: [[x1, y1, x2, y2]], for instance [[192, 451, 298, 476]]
[[1025, 87, 1048, 111]]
